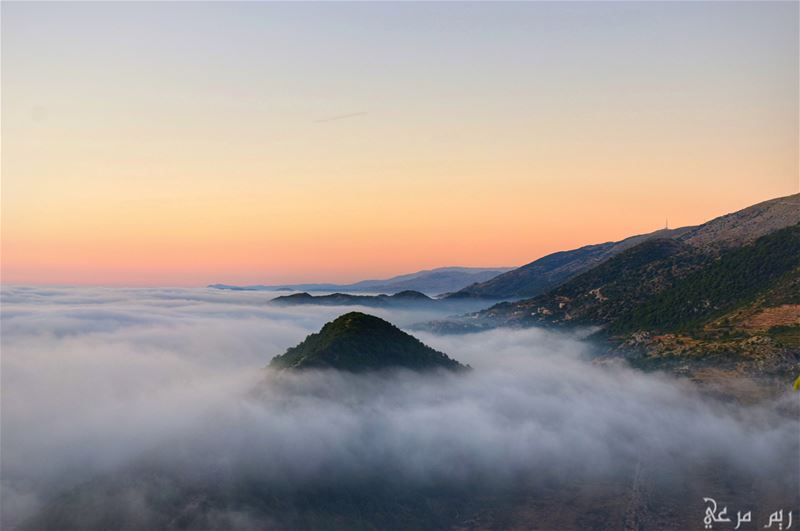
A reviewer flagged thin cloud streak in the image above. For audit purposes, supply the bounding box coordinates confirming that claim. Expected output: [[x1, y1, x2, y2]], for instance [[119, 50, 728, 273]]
[[314, 111, 368, 123]]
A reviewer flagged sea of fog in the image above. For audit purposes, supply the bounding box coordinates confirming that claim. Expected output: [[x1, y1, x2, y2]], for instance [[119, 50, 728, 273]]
[[1, 286, 797, 529]]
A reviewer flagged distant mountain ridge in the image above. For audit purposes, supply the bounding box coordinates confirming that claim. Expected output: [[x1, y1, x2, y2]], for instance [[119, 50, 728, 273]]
[[271, 290, 435, 308], [210, 266, 512, 295], [447, 194, 800, 301]]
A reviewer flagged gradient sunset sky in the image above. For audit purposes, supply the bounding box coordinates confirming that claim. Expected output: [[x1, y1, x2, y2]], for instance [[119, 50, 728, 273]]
[[2, 2, 798, 286]]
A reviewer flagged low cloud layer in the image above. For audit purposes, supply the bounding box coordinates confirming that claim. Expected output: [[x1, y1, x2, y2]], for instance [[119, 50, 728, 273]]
[[1, 287, 797, 528]]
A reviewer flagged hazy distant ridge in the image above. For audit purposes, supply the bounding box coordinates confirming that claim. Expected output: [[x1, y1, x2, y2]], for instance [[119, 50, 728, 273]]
[[210, 266, 512, 295]]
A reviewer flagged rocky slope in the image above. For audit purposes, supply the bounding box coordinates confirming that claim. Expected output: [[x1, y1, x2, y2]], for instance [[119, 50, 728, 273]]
[[676, 193, 800, 249]]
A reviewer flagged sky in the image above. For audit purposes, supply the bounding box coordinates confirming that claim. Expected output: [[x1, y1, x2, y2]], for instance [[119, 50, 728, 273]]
[[2, 1, 798, 286]]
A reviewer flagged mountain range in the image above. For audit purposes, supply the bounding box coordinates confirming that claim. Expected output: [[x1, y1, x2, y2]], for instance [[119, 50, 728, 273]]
[[446, 194, 799, 300], [423, 194, 800, 379], [479, 224, 799, 331], [210, 266, 511, 296]]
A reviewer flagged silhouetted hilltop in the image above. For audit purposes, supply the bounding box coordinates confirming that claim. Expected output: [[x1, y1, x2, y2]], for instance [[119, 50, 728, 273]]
[[270, 312, 467, 372]]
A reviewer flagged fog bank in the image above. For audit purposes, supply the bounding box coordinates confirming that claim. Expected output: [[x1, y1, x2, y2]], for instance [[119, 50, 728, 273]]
[[1, 287, 797, 528]]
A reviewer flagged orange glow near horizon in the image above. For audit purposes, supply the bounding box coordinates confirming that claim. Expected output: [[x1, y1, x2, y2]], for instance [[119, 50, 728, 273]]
[[2, 2, 798, 286]]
